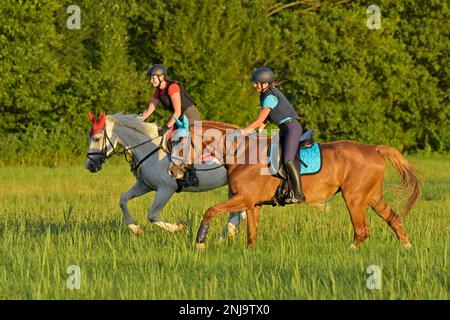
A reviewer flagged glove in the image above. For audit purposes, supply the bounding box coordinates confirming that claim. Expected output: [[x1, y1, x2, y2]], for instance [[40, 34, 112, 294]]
[[158, 125, 170, 136]]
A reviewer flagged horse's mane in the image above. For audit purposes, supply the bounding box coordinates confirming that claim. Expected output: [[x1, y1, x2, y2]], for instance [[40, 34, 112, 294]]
[[197, 120, 271, 141], [200, 120, 240, 130], [107, 113, 159, 137], [194, 120, 274, 153]]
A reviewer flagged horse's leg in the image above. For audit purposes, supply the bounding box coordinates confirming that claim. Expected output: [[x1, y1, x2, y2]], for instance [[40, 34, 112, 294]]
[[196, 195, 248, 249], [120, 181, 151, 236], [148, 187, 187, 233], [342, 192, 371, 249], [246, 206, 261, 248], [220, 187, 247, 240], [369, 194, 411, 248]]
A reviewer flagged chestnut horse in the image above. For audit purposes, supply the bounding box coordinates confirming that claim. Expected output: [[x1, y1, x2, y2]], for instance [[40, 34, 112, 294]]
[[168, 121, 421, 249]]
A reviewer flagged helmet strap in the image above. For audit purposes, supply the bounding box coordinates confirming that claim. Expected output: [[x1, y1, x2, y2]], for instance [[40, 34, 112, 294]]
[[156, 75, 165, 89], [260, 82, 270, 92]]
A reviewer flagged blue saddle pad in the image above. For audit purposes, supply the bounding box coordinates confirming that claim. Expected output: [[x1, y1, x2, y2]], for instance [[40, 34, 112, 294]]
[[269, 142, 322, 177], [298, 142, 322, 175]]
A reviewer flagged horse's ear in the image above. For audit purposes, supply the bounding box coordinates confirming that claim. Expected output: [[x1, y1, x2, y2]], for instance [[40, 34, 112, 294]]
[[88, 111, 96, 123], [174, 116, 184, 129], [98, 111, 106, 127], [182, 115, 189, 129]]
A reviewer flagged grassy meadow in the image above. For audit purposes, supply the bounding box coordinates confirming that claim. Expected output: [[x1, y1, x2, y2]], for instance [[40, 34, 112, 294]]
[[0, 155, 448, 299]]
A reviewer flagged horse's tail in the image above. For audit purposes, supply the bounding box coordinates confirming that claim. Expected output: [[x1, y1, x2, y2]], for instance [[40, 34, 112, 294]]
[[376, 145, 422, 218]]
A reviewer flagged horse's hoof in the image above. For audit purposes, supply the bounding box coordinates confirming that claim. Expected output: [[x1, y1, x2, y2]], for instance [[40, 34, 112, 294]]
[[349, 243, 357, 250], [128, 224, 143, 236], [176, 222, 189, 232], [403, 242, 412, 249], [227, 224, 237, 238], [196, 243, 206, 250]]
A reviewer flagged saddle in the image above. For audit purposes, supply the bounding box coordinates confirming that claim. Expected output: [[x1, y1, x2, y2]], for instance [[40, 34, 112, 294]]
[[165, 129, 223, 191], [268, 129, 323, 206], [268, 129, 321, 179]]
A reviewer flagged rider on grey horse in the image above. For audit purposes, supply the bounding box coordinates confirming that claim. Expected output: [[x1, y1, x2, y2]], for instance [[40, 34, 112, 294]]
[[138, 64, 199, 187]]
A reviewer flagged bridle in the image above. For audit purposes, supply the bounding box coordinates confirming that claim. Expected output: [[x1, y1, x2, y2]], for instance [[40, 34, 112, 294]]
[[87, 125, 167, 170], [86, 127, 117, 167]]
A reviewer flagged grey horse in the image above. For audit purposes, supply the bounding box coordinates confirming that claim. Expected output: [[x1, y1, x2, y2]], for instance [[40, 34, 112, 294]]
[[85, 112, 245, 236]]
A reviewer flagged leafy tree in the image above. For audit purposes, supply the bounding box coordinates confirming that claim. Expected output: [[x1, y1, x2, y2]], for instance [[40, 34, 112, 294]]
[[0, 0, 448, 165]]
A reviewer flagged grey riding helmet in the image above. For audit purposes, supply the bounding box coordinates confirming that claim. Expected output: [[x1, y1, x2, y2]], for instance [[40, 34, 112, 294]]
[[250, 67, 275, 84], [147, 64, 168, 78]]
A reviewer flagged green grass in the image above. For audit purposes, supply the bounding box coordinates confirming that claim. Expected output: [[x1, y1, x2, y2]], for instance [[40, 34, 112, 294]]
[[0, 155, 448, 299]]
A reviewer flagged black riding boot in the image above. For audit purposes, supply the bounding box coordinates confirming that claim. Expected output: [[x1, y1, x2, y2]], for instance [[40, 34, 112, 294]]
[[187, 166, 199, 187], [284, 160, 306, 204]]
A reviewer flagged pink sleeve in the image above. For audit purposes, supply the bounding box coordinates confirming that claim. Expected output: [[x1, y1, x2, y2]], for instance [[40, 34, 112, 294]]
[[168, 84, 180, 96]]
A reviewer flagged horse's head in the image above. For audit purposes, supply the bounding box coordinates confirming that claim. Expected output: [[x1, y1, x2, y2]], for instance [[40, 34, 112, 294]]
[[85, 111, 118, 173], [168, 115, 192, 179]]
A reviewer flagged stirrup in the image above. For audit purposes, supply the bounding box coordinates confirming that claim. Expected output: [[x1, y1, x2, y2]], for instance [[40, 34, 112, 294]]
[[284, 192, 306, 204], [187, 167, 199, 186]]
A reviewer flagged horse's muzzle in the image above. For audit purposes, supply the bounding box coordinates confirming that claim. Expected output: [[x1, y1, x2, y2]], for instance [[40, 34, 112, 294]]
[[86, 152, 106, 173], [86, 158, 104, 173], [86, 162, 102, 173]]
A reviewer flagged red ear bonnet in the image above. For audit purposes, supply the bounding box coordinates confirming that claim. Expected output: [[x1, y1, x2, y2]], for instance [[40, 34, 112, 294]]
[[89, 111, 106, 136]]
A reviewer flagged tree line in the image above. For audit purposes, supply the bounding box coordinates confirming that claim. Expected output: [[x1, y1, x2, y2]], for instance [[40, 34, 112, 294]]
[[0, 0, 448, 165]]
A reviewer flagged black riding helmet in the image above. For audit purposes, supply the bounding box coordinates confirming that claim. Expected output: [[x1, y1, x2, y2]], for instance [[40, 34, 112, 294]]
[[250, 67, 275, 84], [147, 64, 168, 78]]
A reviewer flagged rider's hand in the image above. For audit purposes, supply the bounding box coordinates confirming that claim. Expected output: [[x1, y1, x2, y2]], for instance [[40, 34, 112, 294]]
[[158, 124, 170, 136]]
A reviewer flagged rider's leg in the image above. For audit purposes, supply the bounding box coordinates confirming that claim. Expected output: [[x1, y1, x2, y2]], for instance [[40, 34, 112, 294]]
[[281, 120, 305, 203], [182, 107, 201, 186], [183, 106, 200, 122]]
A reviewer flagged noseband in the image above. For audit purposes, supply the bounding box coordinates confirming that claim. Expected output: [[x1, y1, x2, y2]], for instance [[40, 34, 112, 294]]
[[86, 127, 118, 167]]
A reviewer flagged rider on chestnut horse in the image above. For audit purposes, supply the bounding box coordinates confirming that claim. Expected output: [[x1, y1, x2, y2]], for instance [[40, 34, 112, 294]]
[[242, 67, 305, 204]]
